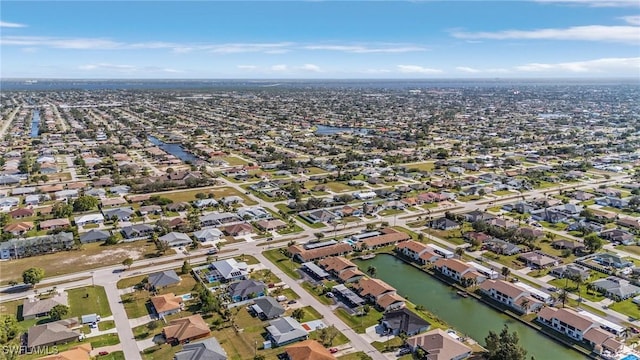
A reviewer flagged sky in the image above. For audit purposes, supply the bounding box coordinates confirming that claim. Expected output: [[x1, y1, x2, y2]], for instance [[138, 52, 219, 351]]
[[1, 0, 639, 79]]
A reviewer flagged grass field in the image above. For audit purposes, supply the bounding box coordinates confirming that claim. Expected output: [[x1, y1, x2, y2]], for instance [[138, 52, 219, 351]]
[[158, 186, 258, 206], [609, 299, 640, 320], [0, 241, 159, 285], [403, 161, 435, 171], [221, 155, 249, 166], [324, 182, 355, 193], [262, 249, 302, 280], [68, 286, 113, 317], [335, 307, 384, 333]]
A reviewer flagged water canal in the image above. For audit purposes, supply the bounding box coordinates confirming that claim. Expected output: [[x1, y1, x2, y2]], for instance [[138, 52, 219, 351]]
[[353, 254, 585, 360], [30, 109, 40, 138], [147, 135, 200, 163]]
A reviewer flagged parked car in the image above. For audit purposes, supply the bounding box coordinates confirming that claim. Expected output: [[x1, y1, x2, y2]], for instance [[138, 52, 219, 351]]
[[329, 348, 338, 354], [98, 351, 109, 356], [288, 300, 297, 304]]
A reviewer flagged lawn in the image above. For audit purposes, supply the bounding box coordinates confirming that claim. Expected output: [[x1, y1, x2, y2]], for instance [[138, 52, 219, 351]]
[[117, 274, 148, 289], [493, 190, 517, 196], [547, 278, 605, 303], [277, 224, 304, 235], [307, 167, 328, 175], [142, 343, 180, 360], [372, 336, 405, 352], [324, 182, 355, 193], [617, 246, 640, 256], [221, 155, 249, 166], [68, 286, 112, 317], [101, 352, 125, 360], [403, 161, 435, 171], [121, 291, 152, 318], [609, 299, 640, 320], [89, 333, 120, 348], [133, 320, 164, 340], [378, 209, 405, 217], [308, 327, 350, 347], [0, 241, 159, 285], [262, 249, 302, 280], [334, 307, 384, 334], [301, 281, 334, 306], [158, 186, 258, 206], [339, 352, 375, 360], [98, 320, 115, 331], [250, 269, 282, 285]]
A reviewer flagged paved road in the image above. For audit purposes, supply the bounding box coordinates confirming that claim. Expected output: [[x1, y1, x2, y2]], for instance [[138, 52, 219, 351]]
[[253, 252, 387, 360]]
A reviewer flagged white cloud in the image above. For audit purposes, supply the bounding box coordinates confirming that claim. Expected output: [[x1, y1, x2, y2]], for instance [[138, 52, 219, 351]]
[[361, 68, 392, 74], [208, 42, 293, 54], [397, 65, 443, 74], [534, 0, 640, 7], [456, 66, 481, 73], [1, 36, 123, 49], [270, 64, 288, 72], [451, 25, 640, 44], [620, 15, 640, 25], [515, 57, 640, 73], [304, 44, 427, 53], [78, 63, 183, 74], [0, 21, 27, 28], [79, 63, 136, 71], [237, 65, 258, 70], [299, 64, 321, 72]]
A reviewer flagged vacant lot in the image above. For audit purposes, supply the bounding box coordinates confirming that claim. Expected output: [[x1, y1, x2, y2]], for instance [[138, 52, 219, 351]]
[[158, 186, 257, 205], [403, 161, 435, 171], [0, 241, 158, 285]]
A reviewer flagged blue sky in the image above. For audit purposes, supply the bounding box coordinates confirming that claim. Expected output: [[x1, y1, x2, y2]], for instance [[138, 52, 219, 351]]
[[1, 1, 639, 78]]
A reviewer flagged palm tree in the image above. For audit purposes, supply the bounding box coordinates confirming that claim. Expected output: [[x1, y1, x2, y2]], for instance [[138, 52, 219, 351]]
[[520, 298, 530, 314], [455, 247, 464, 259], [558, 289, 569, 308], [367, 266, 377, 277], [573, 275, 584, 303], [501, 266, 511, 281]]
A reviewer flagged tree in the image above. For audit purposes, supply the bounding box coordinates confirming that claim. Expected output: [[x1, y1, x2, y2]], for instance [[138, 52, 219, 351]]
[[0, 315, 19, 344], [182, 260, 191, 275], [72, 195, 99, 212], [584, 233, 603, 253], [313, 232, 325, 240], [52, 202, 73, 218], [122, 257, 134, 269], [558, 289, 569, 308], [48, 304, 70, 321], [22, 267, 45, 287], [501, 267, 511, 281], [366, 266, 377, 277], [0, 212, 9, 228], [455, 247, 464, 259], [318, 325, 339, 346], [292, 308, 305, 322], [484, 324, 528, 360], [156, 239, 170, 254], [253, 356, 266, 360]]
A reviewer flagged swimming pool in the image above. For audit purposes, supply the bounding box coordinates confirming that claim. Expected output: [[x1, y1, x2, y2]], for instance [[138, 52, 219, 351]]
[[621, 354, 640, 360], [180, 293, 193, 301]]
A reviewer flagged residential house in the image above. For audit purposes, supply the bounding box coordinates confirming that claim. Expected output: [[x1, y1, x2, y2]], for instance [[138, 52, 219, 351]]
[[79, 229, 110, 244], [331, 284, 365, 307], [9, 208, 34, 219], [484, 239, 523, 256], [148, 270, 181, 290], [266, 317, 308, 347], [288, 242, 353, 262], [256, 219, 288, 231], [406, 329, 472, 360], [355, 278, 405, 311], [594, 253, 633, 268], [193, 228, 224, 242], [228, 279, 266, 302], [222, 223, 254, 237], [102, 207, 134, 221], [174, 338, 228, 360], [163, 315, 210, 345], [550, 264, 591, 281], [617, 217, 640, 230], [429, 217, 460, 231], [39, 218, 71, 230], [22, 291, 69, 320], [151, 293, 184, 318], [463, 210, 495, 223], [206, 259, 249, 282], [251, 296, 285, 320], [139, 205, 162, 215], [200, 212, 241, 227], [537, 307, 598, 342], [591, 277, 640, 301], [381, 308, 430, 336], [159, 232, 193, 247], [27, 319, 81, 349], [39, 344, 92, 360], [121, 224, 155, 239], [285, 339, 336, 360], [360, 228, 411, 249], [395, 241, 440, 265], [0, 232, 75, 259], [3, 221, 34, 236], [518, 251, 560, 269], [100, 197, 128, 208], [193, 198, 219, 209], [600, 229, 636, 245], [479, 280, 543, 314], [318, 256, 364, 283], [74, 213, 104, 226], [433, 258, 486, 286]]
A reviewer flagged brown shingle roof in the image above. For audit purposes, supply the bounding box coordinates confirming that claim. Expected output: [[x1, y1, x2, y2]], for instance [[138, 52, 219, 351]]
[[377, 292, 405, 309], [407, 329, 472, 360], [480, 280, 527, 300], [318, 256, 357, 273], [285, 339, 336, 360], [151, 293, 183, 313], [396, 240, 429, 254], [357, 278, 396, 298], [163, 315, 210, 343], [362, 228, 410, 248], [434, 258, 473, 275]]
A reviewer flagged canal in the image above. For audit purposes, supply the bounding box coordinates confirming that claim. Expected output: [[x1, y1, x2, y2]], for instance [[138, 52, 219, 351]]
[[30, 109, 40, 138], [354, 254, 585, 360], [315, 124, 369, 135], [147, 135, 199, 164]]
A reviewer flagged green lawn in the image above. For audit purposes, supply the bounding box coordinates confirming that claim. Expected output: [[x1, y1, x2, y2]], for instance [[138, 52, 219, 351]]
[[262, 249, 302, 280], [101, 351, 125, 360], [378, 209, 405, 217], [121, 291, 152, 318], [308, 327, 350, 347], [68, 286, 112, 317], [609, 299, 640, 320], [547, 278, 605, 303], [117, 274, 148, 289], [334, 307, 383, 334], [403, 161, 435, 171], [301, 281, 334, 305], [277, 224, 304, 234], [90, 333, 120, 348], [98, 320, 115, 331], [296, 215, 326, 228], [617, 246, 640, 256], [324, 182, 355, 193], [133, 320, 164, 340], [158, 187, 258, 206], [142, 343, 180, 360], [221, 155, 249, 166]]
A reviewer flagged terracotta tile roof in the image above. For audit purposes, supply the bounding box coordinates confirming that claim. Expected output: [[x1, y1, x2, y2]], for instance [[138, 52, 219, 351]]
[[39, 344, 91, 360], [285, 339, 336, 360], [407, 328, 472, 360], [163, 315, 210, 343], [434, 258, 473, 275], [480, 280, 527, 300], [538, 307, 594, 331], [396, 240, 429, 254], [338, 268, 365, 282], [361, 229, 410, 248], [357, 278, 396, 298], [4, 221, 34, 232], [151, 293, 183, 313], [377, 292, 405, 309], [318, 256, 357, 273]]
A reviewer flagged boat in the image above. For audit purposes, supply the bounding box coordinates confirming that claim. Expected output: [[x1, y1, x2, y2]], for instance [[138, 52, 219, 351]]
[[456, 290, 469, 298], [360, 254, 376, 260]]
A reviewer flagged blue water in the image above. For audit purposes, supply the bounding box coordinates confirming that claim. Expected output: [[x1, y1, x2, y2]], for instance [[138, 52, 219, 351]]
[[315, 125, 369, 135], [30, 110, 40, 138], [621, 354, 640, 360], [181, 293, 193, 301], [147, 135, 199, 163]]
